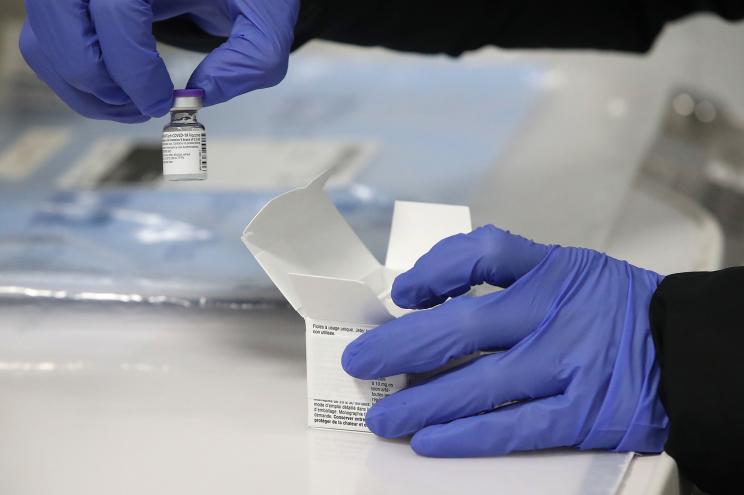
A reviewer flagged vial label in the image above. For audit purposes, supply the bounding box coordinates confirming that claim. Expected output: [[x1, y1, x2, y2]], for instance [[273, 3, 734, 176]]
[[162, 128, 206, 177]]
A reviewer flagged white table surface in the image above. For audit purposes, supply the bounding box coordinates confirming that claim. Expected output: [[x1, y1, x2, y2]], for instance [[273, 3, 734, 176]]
[[0, 303, 637, 495]]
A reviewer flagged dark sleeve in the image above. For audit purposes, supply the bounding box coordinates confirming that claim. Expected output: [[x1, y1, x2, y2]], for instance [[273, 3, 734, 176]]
[[649, 268, 744, 495], [153, 0, 744, 56]]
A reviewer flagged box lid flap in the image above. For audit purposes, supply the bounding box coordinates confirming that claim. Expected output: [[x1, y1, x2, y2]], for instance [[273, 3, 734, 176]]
[[242, 169, 381, 313], [385, 201, 472, 271], [289, 274, 392, 325]]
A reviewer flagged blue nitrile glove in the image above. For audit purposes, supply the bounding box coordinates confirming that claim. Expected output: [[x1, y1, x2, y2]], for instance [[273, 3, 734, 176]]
[[19, 0, 299, 123], [342, 225, 669, 456]]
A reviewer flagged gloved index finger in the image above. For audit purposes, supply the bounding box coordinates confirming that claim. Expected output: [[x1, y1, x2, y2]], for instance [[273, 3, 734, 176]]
[[89, 0, 174, 118], [342, 288, 539, 380], [187, 1, 300, 106], [392, 225, 550, 309]]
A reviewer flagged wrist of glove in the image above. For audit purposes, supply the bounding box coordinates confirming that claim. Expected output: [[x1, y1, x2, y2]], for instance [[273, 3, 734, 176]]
[[342, 225, 669, 456]]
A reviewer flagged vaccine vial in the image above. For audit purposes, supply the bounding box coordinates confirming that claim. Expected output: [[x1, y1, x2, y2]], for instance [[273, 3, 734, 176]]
[[162, 89, 207, 181]]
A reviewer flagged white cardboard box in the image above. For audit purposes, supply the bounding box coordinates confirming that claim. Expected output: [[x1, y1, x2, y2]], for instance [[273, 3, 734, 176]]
[[242, 170, 471, 431]]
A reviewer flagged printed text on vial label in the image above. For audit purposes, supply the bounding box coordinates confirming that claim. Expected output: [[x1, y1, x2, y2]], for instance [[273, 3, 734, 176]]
[[162, 130, 205, 174]]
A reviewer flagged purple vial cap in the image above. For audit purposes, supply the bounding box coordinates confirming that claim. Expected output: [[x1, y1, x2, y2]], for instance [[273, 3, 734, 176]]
[[174, 89, 205, 98]]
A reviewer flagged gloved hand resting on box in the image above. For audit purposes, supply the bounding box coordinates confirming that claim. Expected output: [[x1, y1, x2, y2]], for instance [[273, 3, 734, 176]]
[[19, 0, 298, 123], [341, 225, 669, 456]]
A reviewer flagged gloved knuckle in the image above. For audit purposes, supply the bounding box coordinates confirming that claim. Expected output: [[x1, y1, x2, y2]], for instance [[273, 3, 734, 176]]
[[431, 232, 467, 254], [266, 59, 289, 87], [476, 224, 505, 238], [479, 227, 510, 262], [258, 41, 289, 86], [231, 30, 289, 89]]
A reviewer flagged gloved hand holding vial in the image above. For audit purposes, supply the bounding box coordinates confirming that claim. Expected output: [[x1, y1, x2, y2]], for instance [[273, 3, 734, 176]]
[[20, 0, 298, 181], [19, 0, 298, 122], [162, 89, 207, 181]]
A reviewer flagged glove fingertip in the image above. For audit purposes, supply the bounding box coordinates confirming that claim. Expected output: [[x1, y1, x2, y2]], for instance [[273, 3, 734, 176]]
[[341, 337, 380, 380], [340, 343, 360, 377], [390, 275, 419, 309], [391, 273, 444, 309], [365, 407, 394, 438], [187, 73, 226, 108]]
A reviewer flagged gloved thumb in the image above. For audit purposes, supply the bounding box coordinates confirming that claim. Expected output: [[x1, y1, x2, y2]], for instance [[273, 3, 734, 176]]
[[187, 2, 298, 106], [392, 225, 551, 309]]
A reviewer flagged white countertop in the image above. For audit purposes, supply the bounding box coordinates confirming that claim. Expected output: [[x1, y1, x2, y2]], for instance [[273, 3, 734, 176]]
[[0, 303, 638, 495]]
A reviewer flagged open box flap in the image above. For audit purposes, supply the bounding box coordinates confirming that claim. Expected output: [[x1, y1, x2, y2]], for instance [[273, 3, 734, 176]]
[[289, 274, 392, 325], [242, 169, 381, 313], [385, 201, 472, 272]]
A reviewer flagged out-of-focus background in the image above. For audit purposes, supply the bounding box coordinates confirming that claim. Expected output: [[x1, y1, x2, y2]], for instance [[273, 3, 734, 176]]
[[0, 1, 742, 494], [2, 5, 744, 303]]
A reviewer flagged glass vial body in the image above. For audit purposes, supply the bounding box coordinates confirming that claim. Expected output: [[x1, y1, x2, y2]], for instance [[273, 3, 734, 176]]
[[162, 89, 207, 181]]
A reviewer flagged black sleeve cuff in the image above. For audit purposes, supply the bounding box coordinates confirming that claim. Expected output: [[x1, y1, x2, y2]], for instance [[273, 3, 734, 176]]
[[650, 268, 744, 494], [154, 1, 744, 57]]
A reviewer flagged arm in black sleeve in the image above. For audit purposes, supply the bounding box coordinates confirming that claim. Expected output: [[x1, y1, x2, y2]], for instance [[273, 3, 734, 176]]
[[154, 0, 744, 56], [294, 0, 741, 54], [650, 268, 744, 494]]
